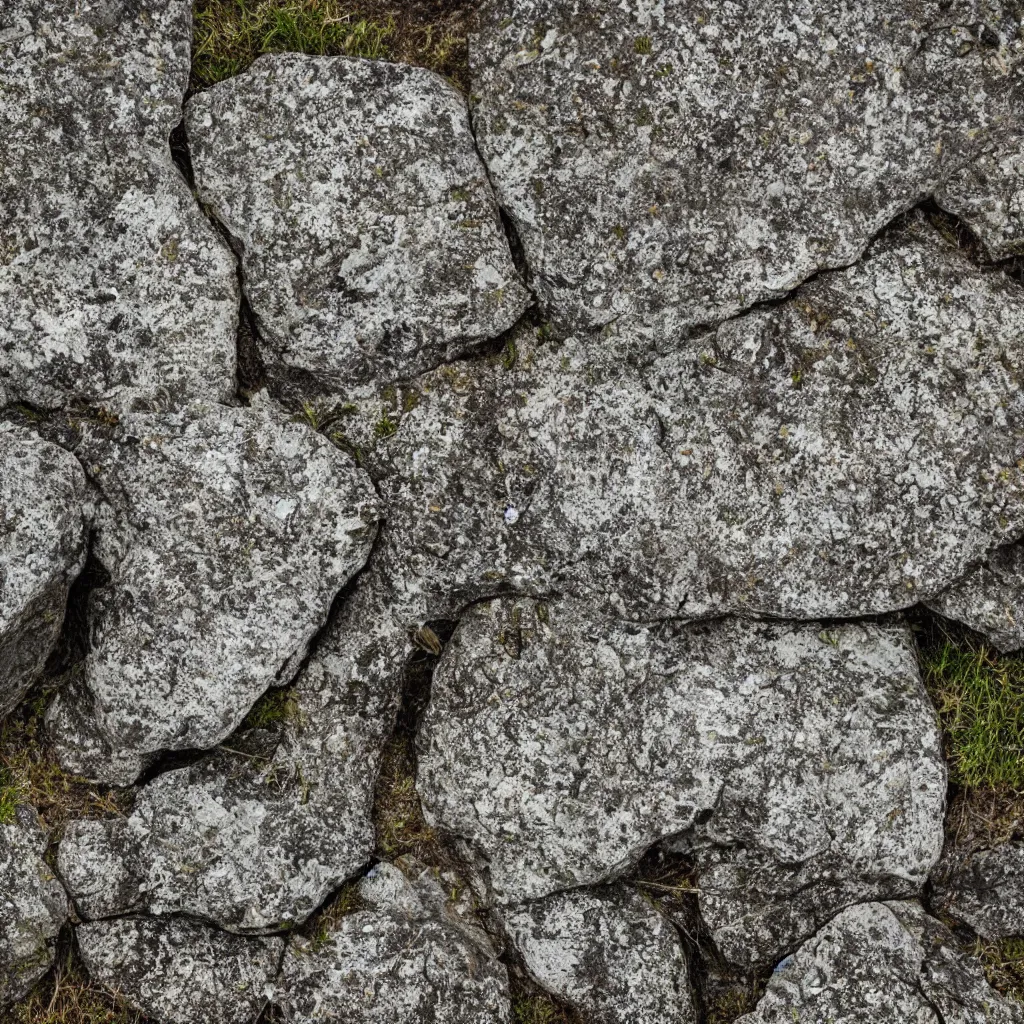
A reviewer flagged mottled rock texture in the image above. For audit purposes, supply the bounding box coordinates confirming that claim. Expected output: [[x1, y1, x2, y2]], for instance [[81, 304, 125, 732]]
[[503, 886, 695, 1024], [470, 0, 1024, 336], [0, 0, 238, 410], [736, 901, 1024, 1023], [0, 425, 87, 719], [77, 916, 282, 1024], [186, 53, 528, 391], [932, 842, 1024, 940]]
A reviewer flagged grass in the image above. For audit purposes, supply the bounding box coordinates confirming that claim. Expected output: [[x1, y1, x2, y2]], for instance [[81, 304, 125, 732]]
[[511, 995, 571, 1024], [970, 937, 1024, 1005], [372, 734, 437, 860], [241, 686, 301, 731]]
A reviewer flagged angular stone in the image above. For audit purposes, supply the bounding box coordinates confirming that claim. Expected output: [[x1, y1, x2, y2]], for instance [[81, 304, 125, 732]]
[[77, 915, 282, 1024], [0, 424, 87, 720], [418, 597, 945, 967], [932, 842, 1024, 940], [0, 0, 238, 410], [503, 886, 695, 1024], [735, 901, 1024, 1023], [46, 400, 379, 784], [274, 860, 511, 1023], [186, 53, 528, 391], [470, 0, 1022, 337], [0, 813, 68, 1008]]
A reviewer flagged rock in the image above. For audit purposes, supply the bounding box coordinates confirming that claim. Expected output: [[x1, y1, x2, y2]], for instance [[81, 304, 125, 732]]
[[503, 885, 695, 1024], [57, 577, 402, 932], [418, 597, 946, 967], [46, 400, 379, 784], [0, 0, 238, 411], [470, 0, 1022, 337], [274, 860, 511, 1023], [735, 901, 1024, 1023], [186, 53, 528, 391], [932, 842, 1024, 940], [77, 915, 282, 1024], [927, 542, 1024, 652], [0, 812, 68, 1008], [0, 424, 87, 719]]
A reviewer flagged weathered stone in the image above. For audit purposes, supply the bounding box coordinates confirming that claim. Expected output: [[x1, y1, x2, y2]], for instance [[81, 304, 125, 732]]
[[927, 541, 1024, 652], [0, 0, 238, 410], [503, 885, 695, 1024], [932, 842, 1024, 940], [0, 811, 68, 1008], [77, 915, 282, 1024], [736, 901, 1024, 1023], [274, 860, 511, 1023], [470, 0, 1023, 337], [186, 53, 528, 391], [418, 597, 945, 967], [46, 400, 379, 784], [0, 424, 87, 719]]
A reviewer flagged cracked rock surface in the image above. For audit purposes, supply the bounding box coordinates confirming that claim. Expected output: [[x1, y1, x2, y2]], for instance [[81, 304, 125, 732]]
[[932, 842, 1024, 940]]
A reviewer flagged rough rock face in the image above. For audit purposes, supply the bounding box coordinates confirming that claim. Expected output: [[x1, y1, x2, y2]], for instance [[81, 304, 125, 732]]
[[77, 916, 282, 1024], [0, 0, 238, 410], [736, 901, 1024, 1023], [418, 597, 945, 966], [274, 860, 511, 1023], [470, 0, 1023, 337], [46, 401, 379, 785], [503, 886, 695, 1024], [0, 425, 87, 719], [0, 813, 68, 1008], [932, 843, 1024, 940], [186, 54, 528, 390]]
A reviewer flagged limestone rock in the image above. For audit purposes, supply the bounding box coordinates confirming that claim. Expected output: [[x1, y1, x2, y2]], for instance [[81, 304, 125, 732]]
[[274, 860, 511, 1023], [0, 424, 87, 719], [0, 0, 238, 410], [470, 0, 1023, 337], [735, 901, 1024, 1023], [503, 886, 695, 1024], [46, 401, 379, 784], [932, 842, 1024, 940], [0, 813, 68, 1008], [77, 915, 282, 1024], [418, 597, 945, 967], [186, 53, 528, 391]]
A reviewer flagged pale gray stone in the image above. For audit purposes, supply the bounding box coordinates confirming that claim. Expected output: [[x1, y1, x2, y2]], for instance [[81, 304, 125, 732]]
[[932, 842, 1024, 940], [0, 0, 238, 410], [503, 886, 695, 1024], [186, 53, 528, 391]]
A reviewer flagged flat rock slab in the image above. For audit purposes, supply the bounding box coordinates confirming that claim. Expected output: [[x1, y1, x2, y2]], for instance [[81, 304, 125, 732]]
[[503, 886, 695, 1024], [470, 0, 1023, 336], [46, 401, 379, 784], [932, 842, 1024, 940], [274, 860, 511, 1023], [418, 597, 945, 966], [0, 424, 87, 719], [187, 53, 528, 390], [0, 0, 238, 410], [77, 916, 282, 1024], [736, 901, 1024, 1023]]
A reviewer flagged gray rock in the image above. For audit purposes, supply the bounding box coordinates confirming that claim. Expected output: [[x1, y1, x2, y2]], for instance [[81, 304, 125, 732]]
[[503, 886, 695, 1024], [274, 860, 511, 1023], [418, 597, 946, 967], [186, 53, 528, 391], [470, 0, 1023, 337], [932, 842, 1024, 940], [0, 424, 87, 719], [0, 0, 238, 410], [736, 901, 1024, 1023], [47, 400, 379, 784], [77, 915, 282, 1024], [0, 814, 68, 1008]]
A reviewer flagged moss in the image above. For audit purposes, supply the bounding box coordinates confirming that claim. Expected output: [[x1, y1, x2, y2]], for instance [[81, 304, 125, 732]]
[[242, 686, 300, 730], [372, 733, 437, 859], [373, 410, 398, 439], [968, 936, 1024, 1005], [511, 995, 571, 1024]]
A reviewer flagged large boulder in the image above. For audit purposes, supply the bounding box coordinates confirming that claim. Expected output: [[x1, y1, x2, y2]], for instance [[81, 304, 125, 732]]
[[418, 597, 946, 967], [46, 400, 379, 785], [0, 0, 238, 410], [0, 424, 87, 719], [470, 0, 1023, 336], [932, 842, 1024, 940], [186, 53, 528, 391]]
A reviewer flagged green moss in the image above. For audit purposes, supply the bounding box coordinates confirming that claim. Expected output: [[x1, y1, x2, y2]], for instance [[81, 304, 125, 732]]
[[0, 764, 22, 825], [512, 995, 571, 1024], [373, 411, 398, 439], [969, 936, 1024, 1005], [242, 686, 300, 730]]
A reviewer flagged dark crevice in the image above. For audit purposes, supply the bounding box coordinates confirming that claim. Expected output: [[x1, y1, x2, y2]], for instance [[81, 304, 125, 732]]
[[169, 119, 196, 191], [43, 542, 110, 679]]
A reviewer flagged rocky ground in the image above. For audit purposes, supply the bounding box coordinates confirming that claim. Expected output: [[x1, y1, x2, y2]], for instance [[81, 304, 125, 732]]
[[2, 1, 1024, 1022]]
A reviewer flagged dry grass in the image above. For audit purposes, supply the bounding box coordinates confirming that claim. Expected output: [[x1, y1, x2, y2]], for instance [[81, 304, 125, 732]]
[[10, 954, 148, 1024], [969, 936, 1024, 1005], [372, 733, 437, 861]]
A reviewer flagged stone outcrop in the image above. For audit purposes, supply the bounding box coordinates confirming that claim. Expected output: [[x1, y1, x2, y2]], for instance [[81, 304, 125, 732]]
[[932, 842, 1024, 940]]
